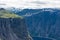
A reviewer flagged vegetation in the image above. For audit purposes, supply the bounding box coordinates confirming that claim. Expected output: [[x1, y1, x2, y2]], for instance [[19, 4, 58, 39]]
[[0, 10, 23, 18]]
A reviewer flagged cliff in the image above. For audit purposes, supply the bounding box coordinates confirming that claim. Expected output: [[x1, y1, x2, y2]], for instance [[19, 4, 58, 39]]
[[0, 18, 32, 40], [0, 8, 32, 40], [9, 8, 60, 40], [17, 9, 60, 40]]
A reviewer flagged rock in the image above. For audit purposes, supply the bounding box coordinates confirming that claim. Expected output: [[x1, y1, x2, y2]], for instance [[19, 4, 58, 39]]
[[0, 18, 32, 40]]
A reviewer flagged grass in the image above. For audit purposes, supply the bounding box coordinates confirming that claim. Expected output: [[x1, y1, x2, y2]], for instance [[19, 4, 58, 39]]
[[0, 9, 23, 19]]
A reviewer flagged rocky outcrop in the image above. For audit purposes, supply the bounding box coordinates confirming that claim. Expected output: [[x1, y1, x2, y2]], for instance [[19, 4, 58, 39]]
[[0, 18, 32, 40]]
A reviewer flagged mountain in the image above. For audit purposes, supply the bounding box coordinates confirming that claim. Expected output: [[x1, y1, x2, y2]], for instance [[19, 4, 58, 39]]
[[0, 8, 32, 40], [3, 8, 60, 40], [10, 8, 60, 40], [25, 9, 60, 40]]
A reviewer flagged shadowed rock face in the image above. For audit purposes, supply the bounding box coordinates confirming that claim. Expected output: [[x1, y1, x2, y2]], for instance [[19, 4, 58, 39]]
[[0, 8, 32, 40], [21, 9, 60, 40], [0, 18, 32, 40]]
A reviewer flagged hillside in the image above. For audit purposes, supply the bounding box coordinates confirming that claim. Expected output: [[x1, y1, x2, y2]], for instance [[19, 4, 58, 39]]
[[0, 8, 32, 40], [10, 8, 60, 40], [0, 8, 23, 18], [2, 8, 60, 40]]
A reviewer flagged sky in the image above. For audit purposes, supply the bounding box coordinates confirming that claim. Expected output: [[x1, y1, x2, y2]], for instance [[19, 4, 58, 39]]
[[0, 0, 60, 9]]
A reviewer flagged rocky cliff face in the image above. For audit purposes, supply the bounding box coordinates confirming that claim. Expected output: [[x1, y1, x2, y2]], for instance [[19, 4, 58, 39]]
[[0, 19, 32, 40], [9, 8, 60, 40], [0, 8, 32, 40], [20, 9, 60, 40]]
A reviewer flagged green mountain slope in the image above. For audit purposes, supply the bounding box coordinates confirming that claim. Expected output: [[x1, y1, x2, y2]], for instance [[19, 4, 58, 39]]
[[0, 9, 23, 18]]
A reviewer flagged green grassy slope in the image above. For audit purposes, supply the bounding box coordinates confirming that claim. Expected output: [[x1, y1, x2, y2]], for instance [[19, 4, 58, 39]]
[[0, 9, 23, 18]]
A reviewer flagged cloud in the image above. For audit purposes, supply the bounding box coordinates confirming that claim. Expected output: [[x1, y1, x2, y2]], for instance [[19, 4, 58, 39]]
[[31, 1, 47, 4], [0, 0, 60, 9]]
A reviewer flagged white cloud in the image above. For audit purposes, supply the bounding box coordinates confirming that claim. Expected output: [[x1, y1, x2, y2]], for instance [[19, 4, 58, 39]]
[[0, 0, 60, 9]]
